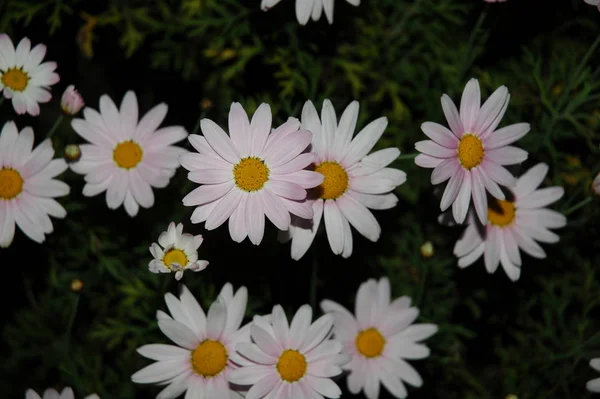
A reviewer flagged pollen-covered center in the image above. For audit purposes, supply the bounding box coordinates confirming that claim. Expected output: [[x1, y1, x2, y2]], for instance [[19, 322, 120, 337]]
[[233, 157, 269, 192], [162, 248, 188, 268], [488, 199, 516, 228], [457, 134, 484, 170], [277, 349, 307, 382], [191, 340, 228, 377], [356, 328, 386, 358], [113, 141, 143, 169], [314, 161, 349, 200], [0, 168, 24, 200], [1, 68, 29, 92]]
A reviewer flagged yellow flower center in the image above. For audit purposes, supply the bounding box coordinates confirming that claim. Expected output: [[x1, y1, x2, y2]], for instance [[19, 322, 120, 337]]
[[1, 67, 29, 92], [277, 349, 307, 382], [355, 328, 386, 358], [162, 248, 188, 267], [113, 141, 143, 169], [233, 157, 269, 192], [488, 199, 516, 228], [457, 134, 484, 170], [314, 161, 349, 200], [0, 168, 24, 200], [191, 340, 228, 377]]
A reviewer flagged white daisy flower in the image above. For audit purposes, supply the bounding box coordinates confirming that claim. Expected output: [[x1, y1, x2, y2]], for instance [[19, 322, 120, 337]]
[[321, 277, 437, 399], [415, 78, 530, 225], [148, 222, 209, 280], [180, 102, 323, 246], [587, 358, 600, 392], [279, 100, 405, 260], [26, 387, 99, 399], [0, 35, 59, 116], [454, 163, 566, 281], [261, 0, 360, 25], [0, 121, 69, 247], [131, 283, 250, 398], [70, 91, 187, 217], [228, 304, 349, 399]]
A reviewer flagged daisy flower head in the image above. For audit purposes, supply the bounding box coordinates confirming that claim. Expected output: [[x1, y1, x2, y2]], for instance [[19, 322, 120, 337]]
[[584, 0, 600, 11], [228, 304, 349, 399], [321, 277, 437, 399], [261, 0, 360, 25], [0, 35, 59, 116], [132, 283, 250, 399], [415, 78, 530, 225], [70, 91, 187, 217], [26, 387, 99, 399], [180, 102, 324, 246], [454, 163, 566, 281], [148, 222, 209, 280], [0, 121, 69, 247], [279, 99, 405, 260], [587, 359, 600, 392]]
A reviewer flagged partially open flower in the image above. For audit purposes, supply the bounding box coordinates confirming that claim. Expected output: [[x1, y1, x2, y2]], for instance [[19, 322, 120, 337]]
[[61, 85, 84, 115]]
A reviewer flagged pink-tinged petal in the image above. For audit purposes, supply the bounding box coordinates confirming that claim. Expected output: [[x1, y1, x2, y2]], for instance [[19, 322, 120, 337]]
[[188, 134, 219, 159], [484, 227, 501, 273], [119, 91, 138, 138], [271, 170, 323, 190], [322, 0, 335, 24], [485, 123, 530, 149], [414, 153, 443, 168], [518, 208, 566, 229], [454, 223, 483, 258], [12, 93, 28, 114], [250, 103, 272, 155], [228, 365, 274, 386], [201, 119, 239, 164], [346, 363, 365, 394], [180, 153, 229, 171], [516, 222, 560, 243], [305, 375, 342, 398], [182, 180, 234, 206], [350, 175, 396, 195], [319, 300, 359, 343], [336, 195, 380, 242], [134, 103, 168, 141], [349, 147, 400, 177], [415, 140, 456, 158], [341, 117, 388, 166], [188, 168, 233, 185], [206, 301, 226, 340], [24, 43, 46, 70], [471, 169, 488, 225], [190, 200, 220, 224], [14, 204, 45, 243], [502, 228, 522, 266], [478, 167, 505, 200], [332, 101, 359, 156], [514, 163, 548, 197], [340, 214, 353, 258], [129, 169, 154, 208], [99, 95, 124, 141], [289, 304, 312, 348], [105, 172, 128, 210], [517, 187, 564, 209], [24, 96, 40, 116], [312, 0, 324, 21], [460, 78, 481, 133], [229, 195, 247, 242], [263, 130, 312, 167], [364, 363, 381, 399], [228, 102, 251, 157], [308, 360, 342, 378], [271, 305, 291, 348], [481, 160, 516, 187], [14, 37, 31, 67], [320, 99, 337, 157], [355, 279, 376, 329], [0, 121, 19, 164], [265, 179, 306, 200], [262, 117, 301, 156], [441, 94, 464, 137], [146, 126, 187, 150], [302, 313, 334, 353], [245, 193, 265, 245], [452, 171, 472, 224], [260, 189, 291, 230], [296, 0, 314, 24], [486, 146, 528, 165], [250, 324, 281, 357], [301, 100, 324, 157], [440, 168, 465, 211], [281, 197, 313, 219], [0, 202, 16, 248], [270, 153, 316, 175], [347, 190, 397, 210], [289, 200, 323, 260], [205, 188, 242, 230], [245, 372, 280, 399], [323, 199, 345, 255], [499, 245, 521, 281], [130, 359, 191, 384], [380, 307, 419, 337], [458, 242, 485, 268], [421, 122, 458, 148], [431, 158, 459, 185], [475, 86, 509, 137], [157, 319, 199, 349], [512, 227, 546, 258]]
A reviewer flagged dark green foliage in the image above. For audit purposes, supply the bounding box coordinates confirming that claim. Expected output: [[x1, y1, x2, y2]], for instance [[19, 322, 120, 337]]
[[1, 0, 600, 398]]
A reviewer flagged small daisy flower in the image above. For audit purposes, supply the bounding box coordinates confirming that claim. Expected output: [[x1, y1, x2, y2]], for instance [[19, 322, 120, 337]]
[[70, 91, 187, 217], [180, 102, 323, 246], [228, 304, 349, 399], [584, 0, 600, 11], [0, 35, 59, 116], [587, 359, 600, 392], [61, 85, 84, 115], [261, 0, 360, 25], [415, 78, 530, 225], [132, 283, 250, 399], [0, 121, 69, 247], [321, 277, 437, 399], [148, 222, 209, 280], [26, 387, 99, 399], [279, 100, 405, 260], [454, 163, 566, 281]]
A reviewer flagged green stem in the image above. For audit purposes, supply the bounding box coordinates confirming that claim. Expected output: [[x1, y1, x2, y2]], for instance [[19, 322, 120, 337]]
[[398, 153, 418, 160], [47, 114, 65, 139], [564, 196, 593, 216], [309, 247, 319, 310], [0, 96, 5, 107], [65, 295, 80, 349]]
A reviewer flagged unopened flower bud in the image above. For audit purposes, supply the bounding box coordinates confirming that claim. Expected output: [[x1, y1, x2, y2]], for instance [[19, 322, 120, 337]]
[[61, 85, 84, 115], [71, 278, 84, 292], [64, 144, 81, 163], [200, 98, 213, 110], [420, 241, 434, 258]]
